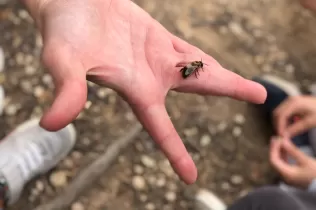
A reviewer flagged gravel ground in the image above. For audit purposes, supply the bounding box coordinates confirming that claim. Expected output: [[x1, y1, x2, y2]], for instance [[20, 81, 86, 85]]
[[1, 0, 316, 209]]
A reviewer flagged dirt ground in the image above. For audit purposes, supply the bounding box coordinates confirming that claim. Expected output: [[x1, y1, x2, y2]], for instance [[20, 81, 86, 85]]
[[1, 0, 316, 209]]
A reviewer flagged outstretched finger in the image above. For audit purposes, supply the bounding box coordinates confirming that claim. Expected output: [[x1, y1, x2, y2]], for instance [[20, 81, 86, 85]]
[[173, 58, 267, 104], [130, 101, 197, 184]]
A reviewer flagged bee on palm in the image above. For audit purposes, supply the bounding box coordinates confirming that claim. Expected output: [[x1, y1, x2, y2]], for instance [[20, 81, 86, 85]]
[[176, 59, 208, 79]]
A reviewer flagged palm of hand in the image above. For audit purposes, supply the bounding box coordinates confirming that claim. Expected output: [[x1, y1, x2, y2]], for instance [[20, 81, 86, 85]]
[[37, 0, 266, 184]]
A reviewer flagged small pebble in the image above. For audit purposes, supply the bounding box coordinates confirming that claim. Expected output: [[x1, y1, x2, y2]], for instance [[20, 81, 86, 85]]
[[5, 104, 19, 116], [20, 80, 33, 93], [31, 188, 39, 197], [132, 176, 146, 191], [24, 54, 33, 64], [49, 171, 68, 188], [231, 175, 244, 185], [145, 202, 156, 210], [34, 86, 45, 98], [25, 65, 36, 75], [35, 180, 44, 192], [183, 127, 198, 137], [200, 134, 211, 147], [71, 202, 85, 210], [239, 189, 250, 198], [221, 182, 231, 190], [42, 74, 53, 85], [84, 101, 92, 109], [133, 165, 144, 174], [36, 33, 43, 47], [141, 155, 156, 169], [18, 9, 30, 19], [147, 175, 156, 185], [217, 122, 227, 132], [165, 191, 177, 202], [208, 125, 217, 135], [285, 64, 295, 74], [232, 127, 242, 137], [82, 137, 91, 146], [15, 52, 24, 65], [139, 194, 148, 202], [62, 158, 75, 168], [12, 37, 22, 48], [156, 177, 166, 187], [71, 151, 83, 160], [159, 160, 174, 177], [234, 114, 245, 125], [229, 22, 243, 36], [97, 88, 112, 99]]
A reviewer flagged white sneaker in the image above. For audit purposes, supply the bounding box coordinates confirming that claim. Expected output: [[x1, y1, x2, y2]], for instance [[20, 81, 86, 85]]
[[195, 189, 227, 210], [0, 118, 77, 205]]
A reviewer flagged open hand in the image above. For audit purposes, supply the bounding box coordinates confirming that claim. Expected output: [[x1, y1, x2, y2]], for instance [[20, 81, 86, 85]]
[[23, 0, 266, 184]]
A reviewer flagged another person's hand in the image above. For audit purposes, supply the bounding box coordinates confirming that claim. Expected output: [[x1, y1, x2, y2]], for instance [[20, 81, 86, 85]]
[[273, 96, 316, 138], [270, 136, 316, 188], [21, 0, 267, 184]]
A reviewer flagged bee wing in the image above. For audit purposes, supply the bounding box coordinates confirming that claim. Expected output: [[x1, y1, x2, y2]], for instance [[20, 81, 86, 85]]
[[176, 62, 190, 67], [184, 66, 196, 76]]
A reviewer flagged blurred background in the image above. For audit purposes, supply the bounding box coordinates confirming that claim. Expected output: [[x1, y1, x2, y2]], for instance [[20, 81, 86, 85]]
[[1, 0, 316, 209]]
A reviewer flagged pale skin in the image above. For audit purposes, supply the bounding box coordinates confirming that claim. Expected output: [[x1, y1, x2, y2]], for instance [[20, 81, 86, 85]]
[[18, 0, 269, 184]]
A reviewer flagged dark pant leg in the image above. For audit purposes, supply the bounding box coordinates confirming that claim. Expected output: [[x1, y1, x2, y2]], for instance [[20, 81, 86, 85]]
[[228, 186, 316, 210], [254, 79, 310, 147]]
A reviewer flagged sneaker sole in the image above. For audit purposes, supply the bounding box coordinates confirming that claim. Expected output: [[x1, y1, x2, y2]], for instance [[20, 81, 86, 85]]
[[257, 75, 301, 96], [195, 189, 227, 210]]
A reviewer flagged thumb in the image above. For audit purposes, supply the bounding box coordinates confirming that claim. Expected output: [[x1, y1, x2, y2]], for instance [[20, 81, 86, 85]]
[[39, 44, 87, 131], [270, 137, 295, 176], [282, 139, 309, 164]]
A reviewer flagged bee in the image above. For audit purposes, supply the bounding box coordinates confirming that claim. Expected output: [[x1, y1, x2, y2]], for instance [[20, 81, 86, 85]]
[[176, 59, 208, 79]]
